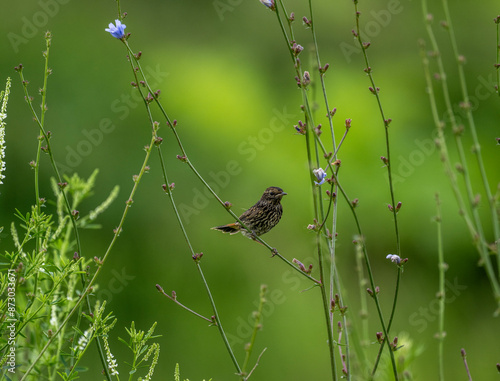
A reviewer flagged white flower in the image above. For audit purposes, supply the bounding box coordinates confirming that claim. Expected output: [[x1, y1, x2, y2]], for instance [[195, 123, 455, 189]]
[[75, 329, 92, 352], [0, 77, 11, 185], [386, 254, 401, 264], [107, 352, 119, 375], [50, 303, 58, 328], [103, 333, 119, 375], [313, 168, 327, 185]]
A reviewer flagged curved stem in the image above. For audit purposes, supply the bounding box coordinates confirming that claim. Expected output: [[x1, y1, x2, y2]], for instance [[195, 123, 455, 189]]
[[156, 145, 242, 374], [371, 267, 401, 375], [122, 40, 320, 286], [122, 38, 243, 374]]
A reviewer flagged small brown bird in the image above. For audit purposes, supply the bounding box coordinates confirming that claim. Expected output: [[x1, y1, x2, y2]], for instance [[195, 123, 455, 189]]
[[212, 186, 287, 240]]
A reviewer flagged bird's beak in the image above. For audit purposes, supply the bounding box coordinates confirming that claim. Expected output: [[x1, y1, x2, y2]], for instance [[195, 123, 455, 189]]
[[280, 191, 287, 197]]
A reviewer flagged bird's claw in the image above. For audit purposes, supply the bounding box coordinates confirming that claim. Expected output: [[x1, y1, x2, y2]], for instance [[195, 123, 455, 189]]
[[271, 248, 278, 257]]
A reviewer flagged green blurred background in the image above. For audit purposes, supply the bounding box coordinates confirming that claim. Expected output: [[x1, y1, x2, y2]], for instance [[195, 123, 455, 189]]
[[1, 0, 499, 379]]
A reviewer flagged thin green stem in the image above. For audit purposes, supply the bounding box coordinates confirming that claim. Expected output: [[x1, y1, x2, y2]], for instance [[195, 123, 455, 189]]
[[371, 267, 401, 375], [281, 4, 338, 376], [309, 104, 397, 378], [268, 4, 342, 378], [421, 0, 500, 311], [20, 132, 157, 381], [353, 1, 400, 258], [304, 10, 349, 375], [121, 40, 321, 286], [441, 0, 500, 287], [496, 16, 500, 96], [197, 261, 242, 374], [156, 285, 213, 323], [435, 194, 446, 381], [354, 241, 370, 373], [315, 234, 337, 381], [122, 36, 243, 374], [419, 13, 476, 239], [307, 0, 336, 156], [156, 145, 242, 375], [17, 47, 111, 379], [240, 285, 267, 379]]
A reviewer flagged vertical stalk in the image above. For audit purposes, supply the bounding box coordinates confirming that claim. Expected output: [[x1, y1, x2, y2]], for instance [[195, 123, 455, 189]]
[[16, 36, 111, 379], [441, 0, 500, 276], [351, 2, 401, 378], [435, 194, 446, 381], [121, 37, 243, 374], [20, 130, 157, 381], [352, 1, 400, 257], [496, 16, 500, 96], [421, 0, 500, 311], [241, 285, 267, 379]]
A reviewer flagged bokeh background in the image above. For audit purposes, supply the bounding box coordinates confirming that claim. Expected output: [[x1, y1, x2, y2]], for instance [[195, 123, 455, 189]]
[[1, 0, 499, 379]]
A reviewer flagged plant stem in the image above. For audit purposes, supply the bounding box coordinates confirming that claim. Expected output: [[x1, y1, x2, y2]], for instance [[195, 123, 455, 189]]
[[309, 103, 398, 379], [241, 285, 267, 379], [121, 37, 243, 374], [421, 0, 500, 312], [352, 1, 400, 257], [17, 42, 111, 379], [272, 3, 340, 378], [435, 194, 446, 381], [20, 132, 157, 381], [351, 4, 403, 376], [304, 3, 351, 376], [371, 266, 401, 375], [460, 348, 473, 381], [121, 41, 320, 286], [441, 0, 500, 285], [156, 285, 213, 323], [496, 16, 500, 96], [315, 234, 337, 381], [354, 241, 370, 373], [155, 145, 243, 375]]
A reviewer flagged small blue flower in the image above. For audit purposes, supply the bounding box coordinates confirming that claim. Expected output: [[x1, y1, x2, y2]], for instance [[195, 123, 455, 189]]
[[313, 168, 327, 186], [105, 19, 126, 39], [259, 0, 275, 10], [386, 254, 401, 265]]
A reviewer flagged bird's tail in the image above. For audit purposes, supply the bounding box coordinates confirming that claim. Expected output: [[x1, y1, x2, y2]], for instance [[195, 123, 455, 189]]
[[211, 223, 241, 234]]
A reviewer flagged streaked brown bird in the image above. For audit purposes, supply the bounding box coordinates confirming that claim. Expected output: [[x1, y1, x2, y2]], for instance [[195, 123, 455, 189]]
[[212, 186, 287, 240]]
